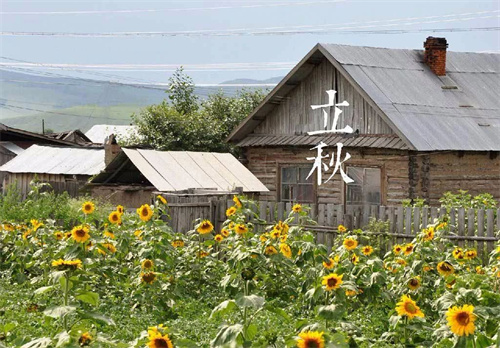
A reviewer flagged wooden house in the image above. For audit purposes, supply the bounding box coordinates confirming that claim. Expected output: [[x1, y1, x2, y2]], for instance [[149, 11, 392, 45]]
[[228, 37, 500, 206]]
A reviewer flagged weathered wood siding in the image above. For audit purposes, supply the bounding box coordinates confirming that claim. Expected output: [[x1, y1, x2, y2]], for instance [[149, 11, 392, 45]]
[[253, 59, 394, 135], [2, 173, 87, 198], [89, 185, 156, 209], [245, 146, 411, 205]]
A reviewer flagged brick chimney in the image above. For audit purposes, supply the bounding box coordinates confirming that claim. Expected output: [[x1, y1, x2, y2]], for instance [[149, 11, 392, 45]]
[[104, 134, 121, 166], [423, 37, 448, 76]]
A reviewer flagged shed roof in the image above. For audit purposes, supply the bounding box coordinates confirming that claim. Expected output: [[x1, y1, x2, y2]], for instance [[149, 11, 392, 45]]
[[228, 43, 500, 151], [92, 148, 269, 193], [85, 125, 138, 144], [0, 141, 24, 155], [0, 145, 105, 175]]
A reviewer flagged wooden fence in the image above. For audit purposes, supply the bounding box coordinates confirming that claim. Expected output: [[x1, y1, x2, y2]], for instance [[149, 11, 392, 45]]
[[163, 197, 499, 259]]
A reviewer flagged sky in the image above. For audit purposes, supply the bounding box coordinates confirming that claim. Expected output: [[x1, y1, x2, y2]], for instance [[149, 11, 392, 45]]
[[1, 0, 499, 85]]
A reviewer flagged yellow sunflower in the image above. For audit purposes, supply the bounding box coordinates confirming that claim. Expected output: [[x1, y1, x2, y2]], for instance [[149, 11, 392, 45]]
[[98, 243, 117, 255], [3, 223, 14, 231], [345, 290, 357, 297], [134, 229, 143, 240], [351, 254, 359, 265], [78, 332, 92, 346], [452, 247, 464, 259], [137, 204, 154, 222], [226, 206, 237, 217], [423, 265, 432, 272], [141, 272, 157, 284], [265, 245, 278, 255], [292, 204, 302, 213], [147, 333, 173, 348], [322, 257, 335, 269], [108, 211, 122, 225], [234, 224, 248, 235], [343, 237, 358, 251], [116, 205, 124, 215], [403, 243, 414, 256], [54, 231, 64, 240], [393, 244, 403, 255], [233, 195, 242, 208], [259, 233, 268, 243], [52, 259, 82, 270], [104, 230, 115, 239], [437, 261, 455, 276], [171, 239, 185, 248], [396, 258, 407, 267], [338, 224, 347, 233], [214, 234, 224, 242], [197, 220, 214, 234], [475, 266, 485, 275], [322, 273, 343, 291], [221, 228, 230, 237], [82, 201, 95, 215], [279, 243, 292, 258], [198, 250, 209, 258], [408, 276, 421, 290], [464, 249, 477, 260], [437, 222, 447, 230], [157, 195, 167, 205], [446, 305, 476, 336], [71, 225, 90, 243], [395, 294, 424, 319], [362, 245, 374, 256], [142, 259, 154, 269], [296, 331, 325, 348], [423, 227, 434, 241], [31, 219, 43, 231]]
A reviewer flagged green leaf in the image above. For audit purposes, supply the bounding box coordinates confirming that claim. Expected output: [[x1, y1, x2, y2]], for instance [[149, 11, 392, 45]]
[[329, 332, 349, 348], [236, 295, 265, 309], [210, 300, 238, 318], [244, 324, 258, 341], [174, 339, 199, 348], [211, 324, 244, 347], [34, 286, 54, 295], [475, 334, 493, 348], [43, 306, 76, 319], [317, 304, 344, 320], [264, 304, 290, 321], [55, 331, 71, 348], [20, 337, 53, 348], [76, 291, 99, 306], [79, 311, 115, 326]]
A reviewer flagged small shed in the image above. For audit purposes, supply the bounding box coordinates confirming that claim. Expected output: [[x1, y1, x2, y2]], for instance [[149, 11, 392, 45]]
[[0, 145, 105, 197], [88, 148, 269, 208]]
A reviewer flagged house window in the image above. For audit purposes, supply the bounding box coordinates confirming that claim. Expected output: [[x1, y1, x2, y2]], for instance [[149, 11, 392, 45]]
[[345, 167, 381, 205], [280, 166, 314, 203]]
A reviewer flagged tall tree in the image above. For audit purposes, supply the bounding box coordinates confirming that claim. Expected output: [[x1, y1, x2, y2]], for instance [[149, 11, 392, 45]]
[[166, 67, 199, 115]]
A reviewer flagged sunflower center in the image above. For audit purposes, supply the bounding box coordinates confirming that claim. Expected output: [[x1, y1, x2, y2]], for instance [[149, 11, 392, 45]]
[[75, 229, 86, 237], [327, 278, 338, 287], [409, 279, 419, 287], [304, 338, 321, 348], [154, 338, 169, 348], [440, 263, 451, 272], [85, 204, 92, 210], [404, 302, 417, 314], [456, 312, 470, 326]]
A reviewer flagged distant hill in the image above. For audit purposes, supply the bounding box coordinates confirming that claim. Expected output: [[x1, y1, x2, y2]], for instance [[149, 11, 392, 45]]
[[0, 70, 279, 133]]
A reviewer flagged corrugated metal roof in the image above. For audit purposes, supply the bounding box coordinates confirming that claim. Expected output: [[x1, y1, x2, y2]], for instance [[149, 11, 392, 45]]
[[104, 149, 269, 193], [0, 145, 105, 175], [0, 141, 24, 155], [237, 134, 409, 150], [228, 43, 500, 151], [85, 125, 138, 144]]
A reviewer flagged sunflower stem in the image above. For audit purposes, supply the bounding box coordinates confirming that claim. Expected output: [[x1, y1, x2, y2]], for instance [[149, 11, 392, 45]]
[[243, 280, 249, 330], [63, 272, 70, 331], [471, 336, 477, 348]]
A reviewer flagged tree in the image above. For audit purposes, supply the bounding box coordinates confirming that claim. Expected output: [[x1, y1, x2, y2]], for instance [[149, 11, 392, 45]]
[[131, 69, 267, 154]]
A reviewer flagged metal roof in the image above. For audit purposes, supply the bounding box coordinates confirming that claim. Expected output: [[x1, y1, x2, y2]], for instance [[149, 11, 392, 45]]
[[0, 145, 105, 175], [93, 148, 269, 193], [0, 141, 24, 155], [228, 43, 500, 151], [85, 125, 138, 144]]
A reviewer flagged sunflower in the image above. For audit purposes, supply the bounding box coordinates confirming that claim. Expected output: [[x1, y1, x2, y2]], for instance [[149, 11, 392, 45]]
[[82, 201, 95, 215], [134, 229, 143, 240], [22, 230, 31, 241], [345, 290, 357, 297], [234, 224, 248, 235], [78, 332, 92, 346], [446, 305, 476, 336], [464, 249, 477, 260], [197, 220, 214, 234], [350, 254, 359, 265], [362, 245, 374, 256], [221, 228, 230, 237], [265, 245, 278, 255], [228, 222, 235, 230], [437, 222, 447, 230], [393, 244, 403, 255], [437, 261, 455, 276], [71, 225, 90, 243], [423, 265, 432, 272], [3, 223, 14, 232], [108, 211, 122, 225], [226, 206, 237, 217], [270, 230, 280, 239], [403, 243, 414, 256], [423, 227, 434, 241], [171, 239, 185, 248], [142, 259, 154, 269], [137, 204, 154, 222], [31, 219, 43, 231], [116, 205, 124, 215], [233, 195, 242, 208], [396, 258, 407, 267], [475, 266, 485, 274], [279, 243, 292, 258], [54, 231, 64, 240], [338, 224, 347, 233], [98, 243, 116, 255], [198, 250, 209, 258], [157, 195, 167, 205], [395, 294, 424, 319], [452, 247, 464, 259], [292, 204, 302, 213], [322, 273, 343, 291], [296, 331, 325, 348], [52, 259, 82, 270], [147, 333, 173, 348], [104, 230, 115, 239], [141, 272, 157, 284], [259, 233, 268, 242], [322, 257, 335, 269], [214, 234, 224, 242], [280, 234, 288, 243], [343, 237, 358, 251], [408, 276, 421, 290]]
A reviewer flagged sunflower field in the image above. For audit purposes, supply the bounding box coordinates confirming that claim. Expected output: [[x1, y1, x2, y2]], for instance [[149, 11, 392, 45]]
[[0, 195, 499, 348]]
